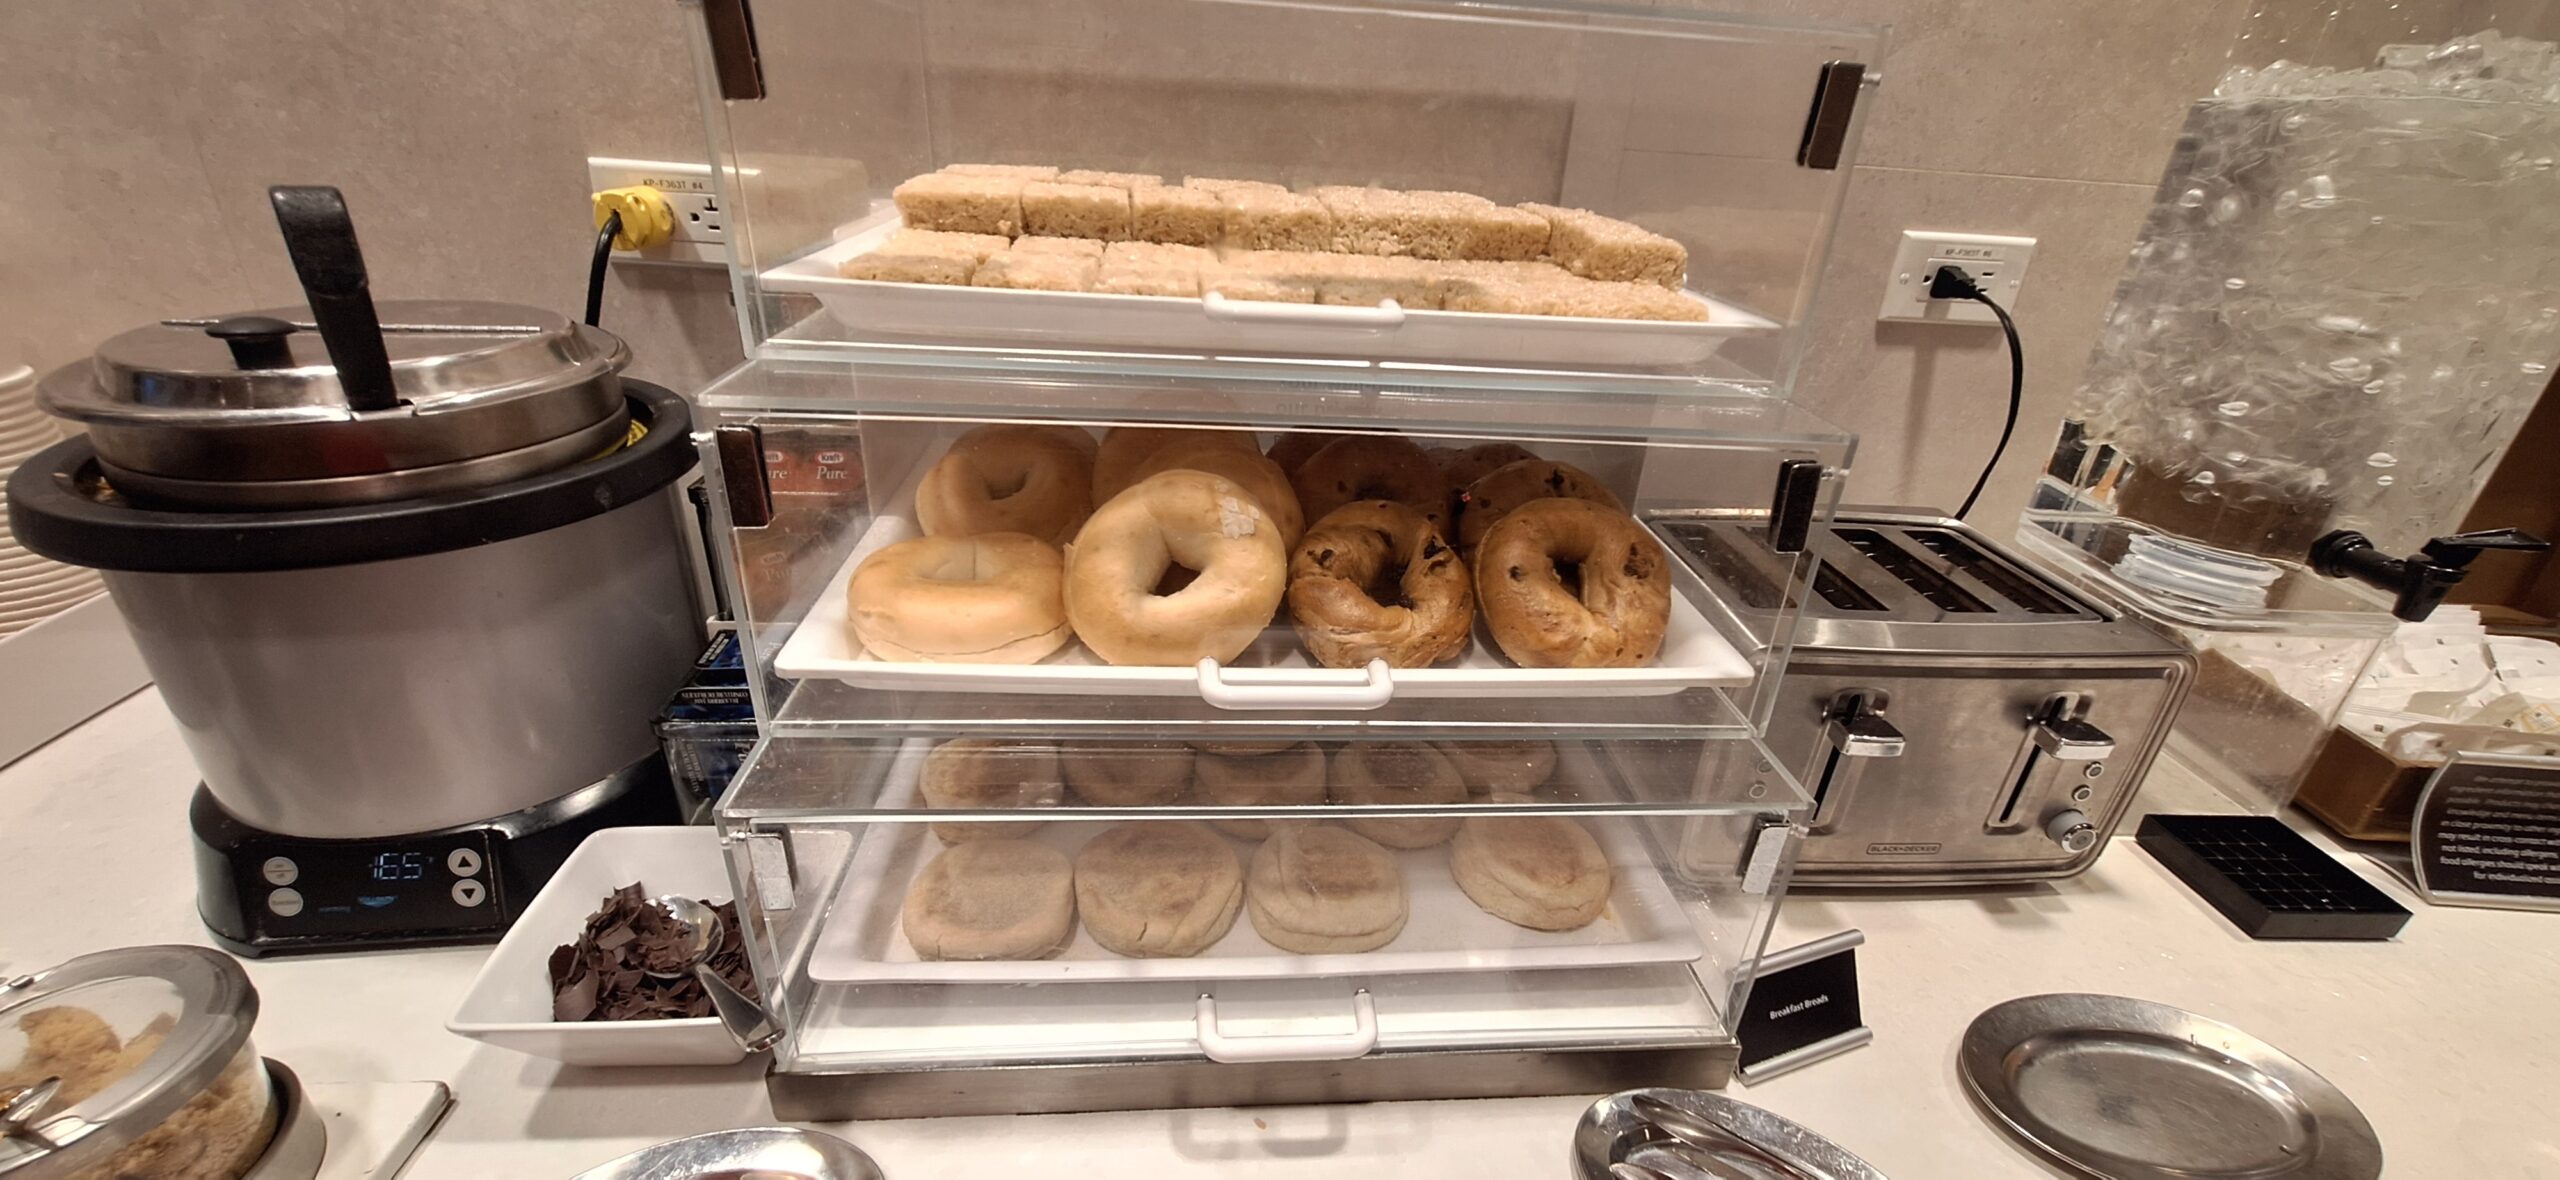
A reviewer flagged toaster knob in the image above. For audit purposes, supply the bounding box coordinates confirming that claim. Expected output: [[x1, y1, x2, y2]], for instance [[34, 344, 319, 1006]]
[[2045, 809, 2099, 854]]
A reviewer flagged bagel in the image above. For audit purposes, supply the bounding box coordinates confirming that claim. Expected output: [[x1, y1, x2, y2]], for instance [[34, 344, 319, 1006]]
[[847, 532, 1071, 664], [1267, 431, 1353, 474], [1286, 501, 1470, 668], [1458, 459, 1625, 555], [1131, 438, 1305, 548], [1059, 741, 1194, 806], [1434, 740, 1558, 795], [1074, 822, 1244, 957], [1289, 435, 1453, 536], [919, 738, 1065, 844], [1064, 469, 1289, 666], [1475, 498, 1671, 668], [1329, 742, 1469, 849], [1436, 442, 1540, 493], [1450, 813, 1612, 931], [1186, 738, 1301, 755], [915, 424, 1097, 545], [1196, 741, 1328, 838], [1093, 426, 1259, 502]]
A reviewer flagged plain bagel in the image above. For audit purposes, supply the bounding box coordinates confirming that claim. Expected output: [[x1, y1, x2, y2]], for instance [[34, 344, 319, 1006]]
[[915, 423, 1097, 545], [1093, 425, 1260, 503], [846, 532, 1070, 664], [1065, 469, 1289, 666], [1130, 438, 1306, 548]]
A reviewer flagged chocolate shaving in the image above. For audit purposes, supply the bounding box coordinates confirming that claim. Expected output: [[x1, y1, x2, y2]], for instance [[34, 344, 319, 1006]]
[[548, 882, 760, 1022]]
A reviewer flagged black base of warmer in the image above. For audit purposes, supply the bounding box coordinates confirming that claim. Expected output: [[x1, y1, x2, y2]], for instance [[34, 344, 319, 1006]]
[[192, 755, 682, 956]]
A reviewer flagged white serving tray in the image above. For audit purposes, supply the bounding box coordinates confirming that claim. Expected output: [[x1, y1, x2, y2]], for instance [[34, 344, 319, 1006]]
[[771, 436, 1757, 706], [759, 205, 1778, 368], [803, 740, 1705, 985], [445, 826, 746, 1066]]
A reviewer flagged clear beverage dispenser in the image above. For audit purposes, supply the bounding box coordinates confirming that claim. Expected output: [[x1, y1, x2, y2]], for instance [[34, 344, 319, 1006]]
[[2019, 30, 2560, 811]]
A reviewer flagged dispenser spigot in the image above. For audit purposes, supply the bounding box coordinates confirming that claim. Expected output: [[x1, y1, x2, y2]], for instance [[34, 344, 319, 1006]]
[[2308, 527, 2550, 622]]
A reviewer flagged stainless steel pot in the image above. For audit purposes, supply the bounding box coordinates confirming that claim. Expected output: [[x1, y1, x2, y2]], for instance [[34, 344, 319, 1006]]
[[5, 184, 703, 842]]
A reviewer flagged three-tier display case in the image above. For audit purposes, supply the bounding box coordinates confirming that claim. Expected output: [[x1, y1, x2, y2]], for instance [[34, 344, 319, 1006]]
[[674, 0, 1885, 1118]]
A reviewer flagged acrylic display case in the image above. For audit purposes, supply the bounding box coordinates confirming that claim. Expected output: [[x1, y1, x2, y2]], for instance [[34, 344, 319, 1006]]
[[674, 0, 1883, 1117], [686, 0, 1883, 392]]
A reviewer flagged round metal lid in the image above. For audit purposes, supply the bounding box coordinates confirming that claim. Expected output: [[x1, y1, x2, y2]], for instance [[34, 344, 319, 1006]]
[[0, 946, 259, 1175], [38, 300, 624, 429]]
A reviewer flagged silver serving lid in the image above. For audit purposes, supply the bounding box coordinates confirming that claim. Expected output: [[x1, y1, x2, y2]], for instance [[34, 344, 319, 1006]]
[[0, 946, 260, 1175], [39, 300, 623, 430]]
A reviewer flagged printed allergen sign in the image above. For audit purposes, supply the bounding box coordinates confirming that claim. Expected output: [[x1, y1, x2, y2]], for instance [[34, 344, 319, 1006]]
[[2414, 752, 2560, 911]]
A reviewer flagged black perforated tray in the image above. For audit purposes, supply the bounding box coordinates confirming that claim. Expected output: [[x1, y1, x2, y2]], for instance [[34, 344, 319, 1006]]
[[2137, 814, 2411, 941]]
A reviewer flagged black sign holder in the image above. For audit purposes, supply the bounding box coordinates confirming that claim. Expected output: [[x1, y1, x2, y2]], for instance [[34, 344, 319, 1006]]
[[2409, 751, 2560, 913], [1734, 928, 1870, 1084]]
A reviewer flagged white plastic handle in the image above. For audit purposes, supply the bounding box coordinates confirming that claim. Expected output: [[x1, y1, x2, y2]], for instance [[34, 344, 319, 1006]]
[[1200, 291, 1407, 331], [1194, 658, 1395, 711], [1195, 990, 1379, 1064]]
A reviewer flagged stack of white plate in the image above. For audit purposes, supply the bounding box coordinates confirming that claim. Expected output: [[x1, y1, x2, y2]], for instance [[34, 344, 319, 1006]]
[[0, 365, 103, 637]]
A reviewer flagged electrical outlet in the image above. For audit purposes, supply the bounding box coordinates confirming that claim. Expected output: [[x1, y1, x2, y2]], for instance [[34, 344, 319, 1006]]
[[1878, 230, 2035, 325], [588, 157, 728, 266]]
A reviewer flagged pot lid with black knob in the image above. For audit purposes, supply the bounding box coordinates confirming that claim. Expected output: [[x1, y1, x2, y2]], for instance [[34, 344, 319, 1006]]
[[30, 186, 631, 506]]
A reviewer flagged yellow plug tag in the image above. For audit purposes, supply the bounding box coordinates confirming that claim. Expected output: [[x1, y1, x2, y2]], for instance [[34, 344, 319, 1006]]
[[593, 186, 676, 251]]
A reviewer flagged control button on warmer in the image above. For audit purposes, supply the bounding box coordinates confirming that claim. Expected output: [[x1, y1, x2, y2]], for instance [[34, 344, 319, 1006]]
[[260, 856, 298, 886], [267, 888, 304, 917], [2045, 809, 2099, 854], [451, 879, 488, 908], [2071, 785, 2096, 803], [447, 847, 484, 877]]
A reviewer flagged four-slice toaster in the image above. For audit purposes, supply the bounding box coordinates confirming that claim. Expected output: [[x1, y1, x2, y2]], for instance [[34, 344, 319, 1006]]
[[1656, 508, 2195, 885]]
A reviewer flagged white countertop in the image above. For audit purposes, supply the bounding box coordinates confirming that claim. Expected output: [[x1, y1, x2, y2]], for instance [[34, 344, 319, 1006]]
[[6, 690, 2557, 1178]]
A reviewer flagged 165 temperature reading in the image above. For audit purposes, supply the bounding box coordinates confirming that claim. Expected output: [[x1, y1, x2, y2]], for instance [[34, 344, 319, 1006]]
[[371, 851, 427, 881]]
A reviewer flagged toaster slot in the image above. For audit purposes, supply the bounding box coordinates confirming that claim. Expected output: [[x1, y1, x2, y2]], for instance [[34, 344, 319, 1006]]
[[1903, 529, 2076, 615], [1833, 528, 1990, 613]]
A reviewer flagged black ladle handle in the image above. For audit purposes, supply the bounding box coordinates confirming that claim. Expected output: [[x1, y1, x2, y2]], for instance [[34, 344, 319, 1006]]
[[268, 185, 400, 413]]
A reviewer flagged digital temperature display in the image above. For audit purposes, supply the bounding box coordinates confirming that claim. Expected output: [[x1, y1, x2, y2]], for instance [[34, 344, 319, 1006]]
[[370, 851, 428, 881]]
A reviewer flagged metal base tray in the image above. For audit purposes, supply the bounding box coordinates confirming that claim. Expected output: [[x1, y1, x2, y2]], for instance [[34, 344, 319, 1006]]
[[765, 1038, 1736, 1121]]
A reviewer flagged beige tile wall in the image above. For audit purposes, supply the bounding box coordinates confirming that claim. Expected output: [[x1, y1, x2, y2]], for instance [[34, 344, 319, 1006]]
[[10, 0, 2464, 531]]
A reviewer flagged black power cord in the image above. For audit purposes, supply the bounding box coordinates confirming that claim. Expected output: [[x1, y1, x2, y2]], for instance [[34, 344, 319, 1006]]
[[585, 210, 624, 328], [1929, 263, 2023, 520]]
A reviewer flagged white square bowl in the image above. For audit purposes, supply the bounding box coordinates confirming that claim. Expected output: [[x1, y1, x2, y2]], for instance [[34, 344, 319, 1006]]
[[446, 826, 750, 1066]]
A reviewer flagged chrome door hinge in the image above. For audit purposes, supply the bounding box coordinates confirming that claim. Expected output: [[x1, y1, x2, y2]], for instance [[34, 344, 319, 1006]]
[[1768, 459, 1824, 553], [685, 0, 767, 101], [711, 424, 774, 528], [1796, 61, 1869, 170]]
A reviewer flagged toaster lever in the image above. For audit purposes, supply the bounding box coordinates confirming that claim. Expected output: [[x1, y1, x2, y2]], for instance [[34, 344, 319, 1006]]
[[1825, 711, 1905, 758], [2031, 716, 2114, 761]]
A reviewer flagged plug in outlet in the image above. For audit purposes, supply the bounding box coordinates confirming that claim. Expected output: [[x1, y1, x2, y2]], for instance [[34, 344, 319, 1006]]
[[1878, 230, 2035, 325], [588, 157, 728, 266]]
